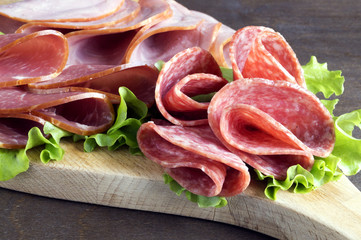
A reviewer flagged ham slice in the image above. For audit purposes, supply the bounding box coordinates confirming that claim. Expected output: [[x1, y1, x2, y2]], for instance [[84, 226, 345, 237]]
[[15, 0, 140, 33], [125, 0, 221, 64], [65, 0, 171, 65], [155, 47, 227, 126], [0, 0, 124, 22], [0, 30, 68, 87], [208, 78, 335, 179], [0, 87, 115, 136], [229, 26, 305, 87], [0, 113, 46, 149], [137, 121, 250, 197], [28, 63, 159, 106]]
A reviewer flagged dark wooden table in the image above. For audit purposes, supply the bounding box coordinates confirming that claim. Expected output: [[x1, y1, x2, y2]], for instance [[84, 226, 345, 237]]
[[1, 0, 360, 239]]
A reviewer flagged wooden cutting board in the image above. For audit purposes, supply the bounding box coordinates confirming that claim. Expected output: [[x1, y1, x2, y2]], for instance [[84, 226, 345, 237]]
[[0, 139, 360, 240]]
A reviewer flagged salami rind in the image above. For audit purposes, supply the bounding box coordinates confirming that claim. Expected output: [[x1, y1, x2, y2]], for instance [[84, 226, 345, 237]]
[[208, 78, 335, 179], [155, 47, 227, 126], [229, 26, 305, 87], [137, 121, 250, 197], [0, 30, 68, 87]]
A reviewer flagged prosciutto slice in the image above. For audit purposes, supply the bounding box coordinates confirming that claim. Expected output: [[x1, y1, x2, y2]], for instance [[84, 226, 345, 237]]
[[125, 0, 221, 64], [65, 0, 171, 65], [137, 121, 250, 197], [208, 78, 335, 179], [0, 87, 114, 136], [229, 26, 305, 87], [156, 47, 227, 126], [28, 63, 159, 106], [0, 30, 68, 87], [0, 0, 124, 22]]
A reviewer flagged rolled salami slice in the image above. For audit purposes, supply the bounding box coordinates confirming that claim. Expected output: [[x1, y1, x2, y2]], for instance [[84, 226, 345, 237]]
[[65, 0, 171, 65], [208, 78, 335, 179], [0, 0, 124, 23], [0, 87, 114, 136], [137, 121, 250, 197], [0, 113, 46, 149], [209, 24, 235, 68], [229, 26, 305, 87], [156, 47, 227, 126], [28, 63, 159, 106], [0, 30, 68, 87], [16, 0, 140, 33], [125, 0, 220, 64]]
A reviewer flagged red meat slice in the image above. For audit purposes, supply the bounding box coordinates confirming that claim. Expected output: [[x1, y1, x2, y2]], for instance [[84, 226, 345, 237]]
[[155, 47, 227, 126], [137, 121, 250, 197], [208, 78, 335, 179], [229, 26, 305, 87], [0, 30, 68, 87]]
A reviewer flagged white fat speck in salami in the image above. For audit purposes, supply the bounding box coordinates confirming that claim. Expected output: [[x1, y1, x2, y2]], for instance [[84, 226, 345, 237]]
[[208, 78, 335, 179]]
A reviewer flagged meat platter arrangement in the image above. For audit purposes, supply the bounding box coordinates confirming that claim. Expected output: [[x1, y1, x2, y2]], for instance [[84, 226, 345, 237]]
[[0, 0, 360, 239]]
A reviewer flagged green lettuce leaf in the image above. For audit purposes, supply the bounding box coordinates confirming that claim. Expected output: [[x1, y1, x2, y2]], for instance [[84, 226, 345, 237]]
[[0, 32, 4, 35], [303, 56, 344, 98], [163, 174, 227, 208], [0, 122, 71, 181], [220, 66, 233, 82], [82, 87, 148, 154]]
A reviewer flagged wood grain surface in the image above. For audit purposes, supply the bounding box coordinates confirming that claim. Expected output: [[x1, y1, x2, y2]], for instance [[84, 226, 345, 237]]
[[1, 0, 361, 239]]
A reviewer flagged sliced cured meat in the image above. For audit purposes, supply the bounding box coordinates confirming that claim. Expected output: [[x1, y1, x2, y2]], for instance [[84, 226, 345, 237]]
[[137, 121, 250, 197], [16, 0, 140, 33], [0, 113, 46, 149], [229, 26, 305, 87], [209, 24, 235, 68], [0, 0, 124, 23], [0, 14, 24, 34], [28, 63, 159, 106], [65, 0, 171, 65], [0, 30, 68, 87], [125, 0, 220, 64], [0, 87, 114, 136], [156, 47, 227, 126], [208, 78, 335, 179]]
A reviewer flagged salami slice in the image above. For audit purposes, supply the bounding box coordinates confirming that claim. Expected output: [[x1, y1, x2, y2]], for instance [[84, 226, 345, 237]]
[[156, 47, 227, 126], [28, 63, 159, 106], [208, 78, 335, 179], [0, 0, 124, 23], [229, 26, 305, 87], [0, 113, 46, 149], [65, 0, 171, 65], [124, 0, 220, 64], [0, 30, 68, 87], [16, 0, 140, 33], [209, 24, 235, 68], [0, 87, 114, 136], [137, 121, 250, 197]]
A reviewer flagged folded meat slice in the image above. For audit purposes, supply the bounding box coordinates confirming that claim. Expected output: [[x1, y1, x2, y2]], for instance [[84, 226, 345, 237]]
[[156, 47, 227, 126], [0, 113, 46, 149], [125, 0, 221, 64], [229, 26, 305, 87], [0, 0, 124, 22], [137, 121, 250, 197], [0, 30, 68, 87], [65, 0, 171, 65], [28, 63, 159, 106], [208, 78, 335, 179], [16, 0, 140, 33], [0, 87, 115, 136], [209, 24, 235, 68]]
